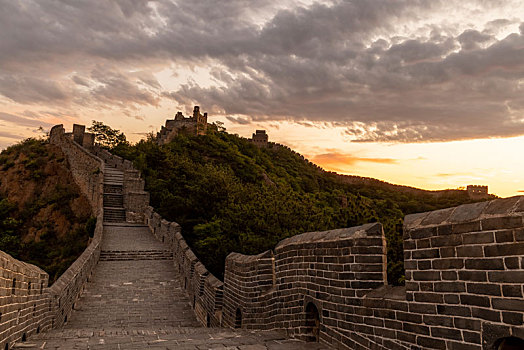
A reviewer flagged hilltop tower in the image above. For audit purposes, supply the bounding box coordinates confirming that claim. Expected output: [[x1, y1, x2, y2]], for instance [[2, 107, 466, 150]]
[[467, 185, 489, 199], [250, 130, 268, 148], [156, 106, 208, 145]]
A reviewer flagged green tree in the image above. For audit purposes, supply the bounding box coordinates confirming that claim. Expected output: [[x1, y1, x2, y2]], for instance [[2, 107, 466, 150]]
[[88, 121, 128, 149]]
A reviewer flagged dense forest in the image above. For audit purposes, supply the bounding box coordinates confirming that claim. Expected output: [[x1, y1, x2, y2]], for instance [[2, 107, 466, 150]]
[[0, 139, 95, 282], [111, 129, 491, 284]]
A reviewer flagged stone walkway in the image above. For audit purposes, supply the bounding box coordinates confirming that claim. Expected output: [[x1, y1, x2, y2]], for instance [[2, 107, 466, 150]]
[[16, 223, 327, 349]]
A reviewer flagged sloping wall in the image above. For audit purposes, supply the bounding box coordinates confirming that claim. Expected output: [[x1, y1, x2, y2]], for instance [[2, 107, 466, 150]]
[[0, 124, 105, 349]]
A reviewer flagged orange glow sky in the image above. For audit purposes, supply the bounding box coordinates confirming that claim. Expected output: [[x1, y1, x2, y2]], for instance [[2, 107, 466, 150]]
[[1, 1, 523, 198]]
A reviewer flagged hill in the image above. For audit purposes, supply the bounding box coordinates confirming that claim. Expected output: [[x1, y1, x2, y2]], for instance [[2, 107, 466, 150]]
[[0, 138, 95, 282], [111, 131, 493, 284]]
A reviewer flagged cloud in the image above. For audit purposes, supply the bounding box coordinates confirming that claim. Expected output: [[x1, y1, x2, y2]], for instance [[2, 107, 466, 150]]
[[0, 0, 523, 142], [0, 75, 70, 104], [0, 112, 53, 128], [311, 152, 398, 167], [0, 131, 24, 140], [226, 116, 251, 125]]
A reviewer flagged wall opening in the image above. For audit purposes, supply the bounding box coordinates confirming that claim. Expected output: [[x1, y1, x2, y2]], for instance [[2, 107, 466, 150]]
[[234, 308, 242, 329], [305, 302, 320, 342], [206, 313, 211, 327], [11, 279, 16, 294], [37, 326, 40, 334], [5, 343, 8, 350], [495, 337, 524, 350], [21, 333, 26, 342]]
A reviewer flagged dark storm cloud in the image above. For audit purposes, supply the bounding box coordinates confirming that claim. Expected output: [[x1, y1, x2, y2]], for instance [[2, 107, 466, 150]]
[[0, 0, 523, 142]]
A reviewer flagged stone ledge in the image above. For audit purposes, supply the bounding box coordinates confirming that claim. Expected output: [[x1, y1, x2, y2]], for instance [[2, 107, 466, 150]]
[[404, 196, 524, 238], [275, 222, 382, 250]]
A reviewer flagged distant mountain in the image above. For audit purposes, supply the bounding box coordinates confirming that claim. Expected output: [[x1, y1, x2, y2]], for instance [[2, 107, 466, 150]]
[[0, 139, 94, 282], [111, 130, 493, 285]]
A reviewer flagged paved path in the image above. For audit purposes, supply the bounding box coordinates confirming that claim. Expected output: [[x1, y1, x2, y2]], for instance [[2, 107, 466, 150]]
[[16, 225, 326, 349]]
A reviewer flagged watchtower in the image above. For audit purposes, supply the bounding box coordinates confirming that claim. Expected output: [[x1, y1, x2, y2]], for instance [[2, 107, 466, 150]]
[[467, 185, 489, 198], [251, 130, 268, 148]]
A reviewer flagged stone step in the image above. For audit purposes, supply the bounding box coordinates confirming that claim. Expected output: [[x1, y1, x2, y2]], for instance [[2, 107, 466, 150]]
[[13, 328, 323, 350], [103, 184, 123, 194], [99, 250, 173, 261], [103, 193, 123, 208], [103, 208, 126, 223]]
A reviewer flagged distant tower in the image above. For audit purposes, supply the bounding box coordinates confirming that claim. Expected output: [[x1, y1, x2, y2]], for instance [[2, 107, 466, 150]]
[[467, 185, 489, 199], [251, 130, 268, 147]]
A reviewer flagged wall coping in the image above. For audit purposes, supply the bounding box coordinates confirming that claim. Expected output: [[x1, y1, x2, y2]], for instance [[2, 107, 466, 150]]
[[226, 250, 273, 263], [404, 196, 524, 231], [275, 222, 382, 250]]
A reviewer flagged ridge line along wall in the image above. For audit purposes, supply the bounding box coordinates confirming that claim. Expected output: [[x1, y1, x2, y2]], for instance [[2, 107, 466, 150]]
[[0, 125, 105, 349]]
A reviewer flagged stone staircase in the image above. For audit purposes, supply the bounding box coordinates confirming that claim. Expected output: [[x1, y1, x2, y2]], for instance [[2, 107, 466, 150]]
[[102, 167, 126, 223], [99, 249, 173, 261]]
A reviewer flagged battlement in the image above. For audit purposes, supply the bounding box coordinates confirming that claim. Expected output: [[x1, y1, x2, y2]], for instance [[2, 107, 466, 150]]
[[156, 106, 208, 145], [69, 124, 95, 149]]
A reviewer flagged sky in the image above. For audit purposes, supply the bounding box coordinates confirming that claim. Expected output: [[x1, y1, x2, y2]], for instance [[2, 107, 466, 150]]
[[0, 0, 523, 197]]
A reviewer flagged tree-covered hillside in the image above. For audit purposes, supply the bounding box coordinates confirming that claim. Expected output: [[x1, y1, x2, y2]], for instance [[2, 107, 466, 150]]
[[0, 139, 95, 282], [112, 131, 490, 284]]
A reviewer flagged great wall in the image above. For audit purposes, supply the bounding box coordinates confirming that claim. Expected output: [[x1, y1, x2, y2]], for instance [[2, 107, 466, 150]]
[[0, 123, 522, 349]]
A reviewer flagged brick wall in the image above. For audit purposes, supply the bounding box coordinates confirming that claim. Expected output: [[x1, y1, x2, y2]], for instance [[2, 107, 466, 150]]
[[49, 125, 104, 214], [0, 124, 105, 349], [222, 197, 524, 349], [0, 251, 50, 350], [48, 124, 105, 330], [403, 196, 524, 349], [144, 206, 224, 327]]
